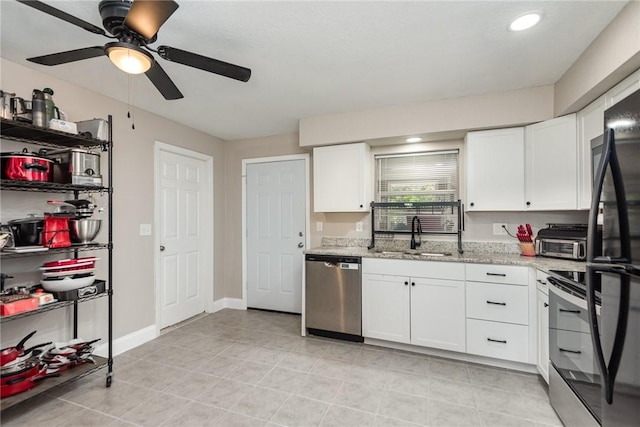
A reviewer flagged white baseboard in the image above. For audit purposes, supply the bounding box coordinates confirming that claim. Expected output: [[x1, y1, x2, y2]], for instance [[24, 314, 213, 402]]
[[93, 324, 157, 358], [93, 299, 246, 358], [211, 297, 246, 312]]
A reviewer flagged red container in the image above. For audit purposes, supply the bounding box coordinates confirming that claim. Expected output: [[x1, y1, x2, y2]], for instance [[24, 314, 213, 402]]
[[0, 149, 53, 182], [42, 216, 71, 248]]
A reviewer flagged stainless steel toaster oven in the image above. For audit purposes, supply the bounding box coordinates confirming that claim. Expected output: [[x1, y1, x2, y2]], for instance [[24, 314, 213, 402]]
[[535, 224, 590, 261]]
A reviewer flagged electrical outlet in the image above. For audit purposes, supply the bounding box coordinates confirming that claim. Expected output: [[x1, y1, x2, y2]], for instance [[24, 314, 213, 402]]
[[356, 221, 363, 232], [316, 221, 323, 232], [493, 223, 508, 235]]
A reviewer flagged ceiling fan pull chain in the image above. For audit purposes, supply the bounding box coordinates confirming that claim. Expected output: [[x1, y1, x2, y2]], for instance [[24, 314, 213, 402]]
[[128, 74, 135, 130]]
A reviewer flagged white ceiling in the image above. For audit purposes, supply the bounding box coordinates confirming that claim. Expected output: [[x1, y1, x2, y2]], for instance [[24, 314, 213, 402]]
[[0, 1, 629, 141]]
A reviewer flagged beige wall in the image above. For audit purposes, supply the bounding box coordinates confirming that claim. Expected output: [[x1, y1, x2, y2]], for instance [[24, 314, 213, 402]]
[[0, 59, 225, 342], [223, 133, 307, 299], [299, 85, 555, 147], [554, 0, 640, 115]]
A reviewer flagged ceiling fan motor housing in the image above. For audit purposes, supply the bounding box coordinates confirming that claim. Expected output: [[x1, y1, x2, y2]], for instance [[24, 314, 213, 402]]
[[98, 0, 132, 37]]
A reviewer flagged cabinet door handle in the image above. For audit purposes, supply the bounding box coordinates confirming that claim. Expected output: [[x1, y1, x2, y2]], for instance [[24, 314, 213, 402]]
[[537, 279, 547, 285], [160, 245, 165, 251], [559, 348, 582, 355], [404, 281, 408, 286], [559, 308, 580, 314], [411, 282, 415, 286], [486, 301, 506, 306], [487, 338, 507, 344], [486, 273, 506, 277], [544, 302, 549, 308]]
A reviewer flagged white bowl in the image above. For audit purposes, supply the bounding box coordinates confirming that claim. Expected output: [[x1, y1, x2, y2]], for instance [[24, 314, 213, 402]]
[[41, 275, 96, 292]]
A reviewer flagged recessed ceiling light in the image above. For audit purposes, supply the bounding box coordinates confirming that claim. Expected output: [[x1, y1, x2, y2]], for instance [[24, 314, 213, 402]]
[[406, 137, 422, 143], [509, 11, 543, 32]]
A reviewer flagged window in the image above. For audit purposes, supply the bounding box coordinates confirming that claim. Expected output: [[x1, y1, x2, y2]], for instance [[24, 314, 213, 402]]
[[376, 150, 459, 203], [374, 150, 460, 233]]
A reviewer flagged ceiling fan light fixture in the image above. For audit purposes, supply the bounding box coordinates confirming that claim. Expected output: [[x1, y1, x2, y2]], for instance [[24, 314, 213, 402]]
[[105, 42, 153, 74]]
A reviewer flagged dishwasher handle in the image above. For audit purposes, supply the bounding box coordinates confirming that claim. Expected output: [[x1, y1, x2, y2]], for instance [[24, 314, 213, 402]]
[[322, 261, 360, 270]]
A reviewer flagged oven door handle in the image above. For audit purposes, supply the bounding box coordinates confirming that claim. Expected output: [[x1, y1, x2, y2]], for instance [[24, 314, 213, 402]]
[[587, 265, 630, 404]]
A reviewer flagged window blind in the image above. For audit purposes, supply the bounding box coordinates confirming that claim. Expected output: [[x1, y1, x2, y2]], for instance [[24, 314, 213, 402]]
[[375, 150, 459, 203]]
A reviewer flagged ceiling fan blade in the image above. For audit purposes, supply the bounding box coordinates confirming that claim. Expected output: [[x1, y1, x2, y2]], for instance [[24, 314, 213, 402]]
[[27, 46, 106, 66], [157, 46, 251, 82], [124, 0, 179, 41], [145, 62, 183, 100], [16, 0, 106, 36]]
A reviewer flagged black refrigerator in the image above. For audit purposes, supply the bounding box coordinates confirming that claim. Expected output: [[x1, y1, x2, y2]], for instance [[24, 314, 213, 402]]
[[587, 88, 640, 426]]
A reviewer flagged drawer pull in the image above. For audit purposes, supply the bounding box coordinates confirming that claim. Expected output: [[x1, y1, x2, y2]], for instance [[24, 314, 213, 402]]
[[487, 338, 507, 344], [559, 308, 581, 314], [559, 348, 582, 355], [486, 300, 506, 306], [486, 273, 507, 277]]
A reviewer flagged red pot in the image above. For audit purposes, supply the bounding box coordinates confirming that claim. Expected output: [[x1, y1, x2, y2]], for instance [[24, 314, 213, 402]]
[[0, 149, 53, 182]]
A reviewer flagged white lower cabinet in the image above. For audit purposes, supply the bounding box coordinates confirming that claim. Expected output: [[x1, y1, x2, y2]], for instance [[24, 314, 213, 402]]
[[410, 277, 466, 352], [362, 273, 410, 343], [465, 264, 532, 364], [466, 319, 530, 362], [362, 259, 466, 352], [537, 288, 550, 383]]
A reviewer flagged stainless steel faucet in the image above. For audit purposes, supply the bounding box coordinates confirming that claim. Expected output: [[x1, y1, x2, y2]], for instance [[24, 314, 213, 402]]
[[410, 215, 422, 250]]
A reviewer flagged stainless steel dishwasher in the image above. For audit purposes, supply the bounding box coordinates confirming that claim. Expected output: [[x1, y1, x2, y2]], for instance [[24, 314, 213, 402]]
[[305, 254, 363, 342]]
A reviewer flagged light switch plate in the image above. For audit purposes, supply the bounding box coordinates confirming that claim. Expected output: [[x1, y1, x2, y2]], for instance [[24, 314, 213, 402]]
[[140, 223, 152, 236]]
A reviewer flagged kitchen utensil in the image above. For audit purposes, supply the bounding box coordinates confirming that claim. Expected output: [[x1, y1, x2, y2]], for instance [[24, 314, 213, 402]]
[[64, 199, 96, 218], [42, 216, 71, 248], [42, 88, 55, 123], [0, 148, 53, 182], [7, 215, 44, 246], [41, 274, 96, 292], [9, 96, 31, 122], [41, 257, 99, 270], [0, 90, 15, 119], [0, 368, 59, 398], [0, 331, 36, 366], [42, 267, 95, 278], [69, 219, 102, 243], [45, 148, 102, 186], [76, 118, 109, 141], [31, 89, 47, 127]]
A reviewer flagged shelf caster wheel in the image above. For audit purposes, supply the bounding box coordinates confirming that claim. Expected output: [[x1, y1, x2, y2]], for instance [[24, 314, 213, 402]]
[[106, 374, 113, 387]]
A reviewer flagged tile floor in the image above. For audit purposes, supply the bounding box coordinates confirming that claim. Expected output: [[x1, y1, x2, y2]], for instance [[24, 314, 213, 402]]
[[1, 309, 562, 426]]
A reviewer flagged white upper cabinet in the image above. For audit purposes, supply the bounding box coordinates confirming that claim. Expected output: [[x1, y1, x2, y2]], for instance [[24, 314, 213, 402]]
[[605, 69, 640, 108], [466, 116, 578, 211], [525, 114, 577, 210], [577, 96, 605, 210], [313, 142, 371, 212], [466, 127, 525, 211]]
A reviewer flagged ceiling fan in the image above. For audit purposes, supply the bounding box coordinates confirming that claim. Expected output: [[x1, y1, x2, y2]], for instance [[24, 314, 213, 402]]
[[17, 0, 252, 100]]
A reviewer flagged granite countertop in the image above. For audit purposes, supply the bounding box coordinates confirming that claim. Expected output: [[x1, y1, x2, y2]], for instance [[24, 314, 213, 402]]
[[305, 246, 586, 273]]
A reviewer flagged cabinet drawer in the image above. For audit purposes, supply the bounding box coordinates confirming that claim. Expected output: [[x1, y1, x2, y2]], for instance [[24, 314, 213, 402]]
[[466, 282, 528, 325], [466, 319, 529, 363], [550, 329, 597, 376], [466, 264, 529, 286]]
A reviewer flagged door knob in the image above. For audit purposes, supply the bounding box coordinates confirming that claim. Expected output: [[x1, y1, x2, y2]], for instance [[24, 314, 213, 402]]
[[160, 245, 165, 251], [298, 242, 304, 248]]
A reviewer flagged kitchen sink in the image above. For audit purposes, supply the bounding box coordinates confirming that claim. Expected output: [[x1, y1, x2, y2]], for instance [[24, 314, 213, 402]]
[[370, 249, 452, 257]]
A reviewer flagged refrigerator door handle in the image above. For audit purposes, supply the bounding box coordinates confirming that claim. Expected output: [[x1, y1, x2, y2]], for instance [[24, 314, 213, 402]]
[[588, 128, 632, 264], [587, 265, 630, 404]]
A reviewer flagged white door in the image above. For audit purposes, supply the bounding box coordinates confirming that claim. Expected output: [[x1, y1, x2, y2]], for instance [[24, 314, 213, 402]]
[[158, 147, 211, 328], [246, 159, 306, 313]]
